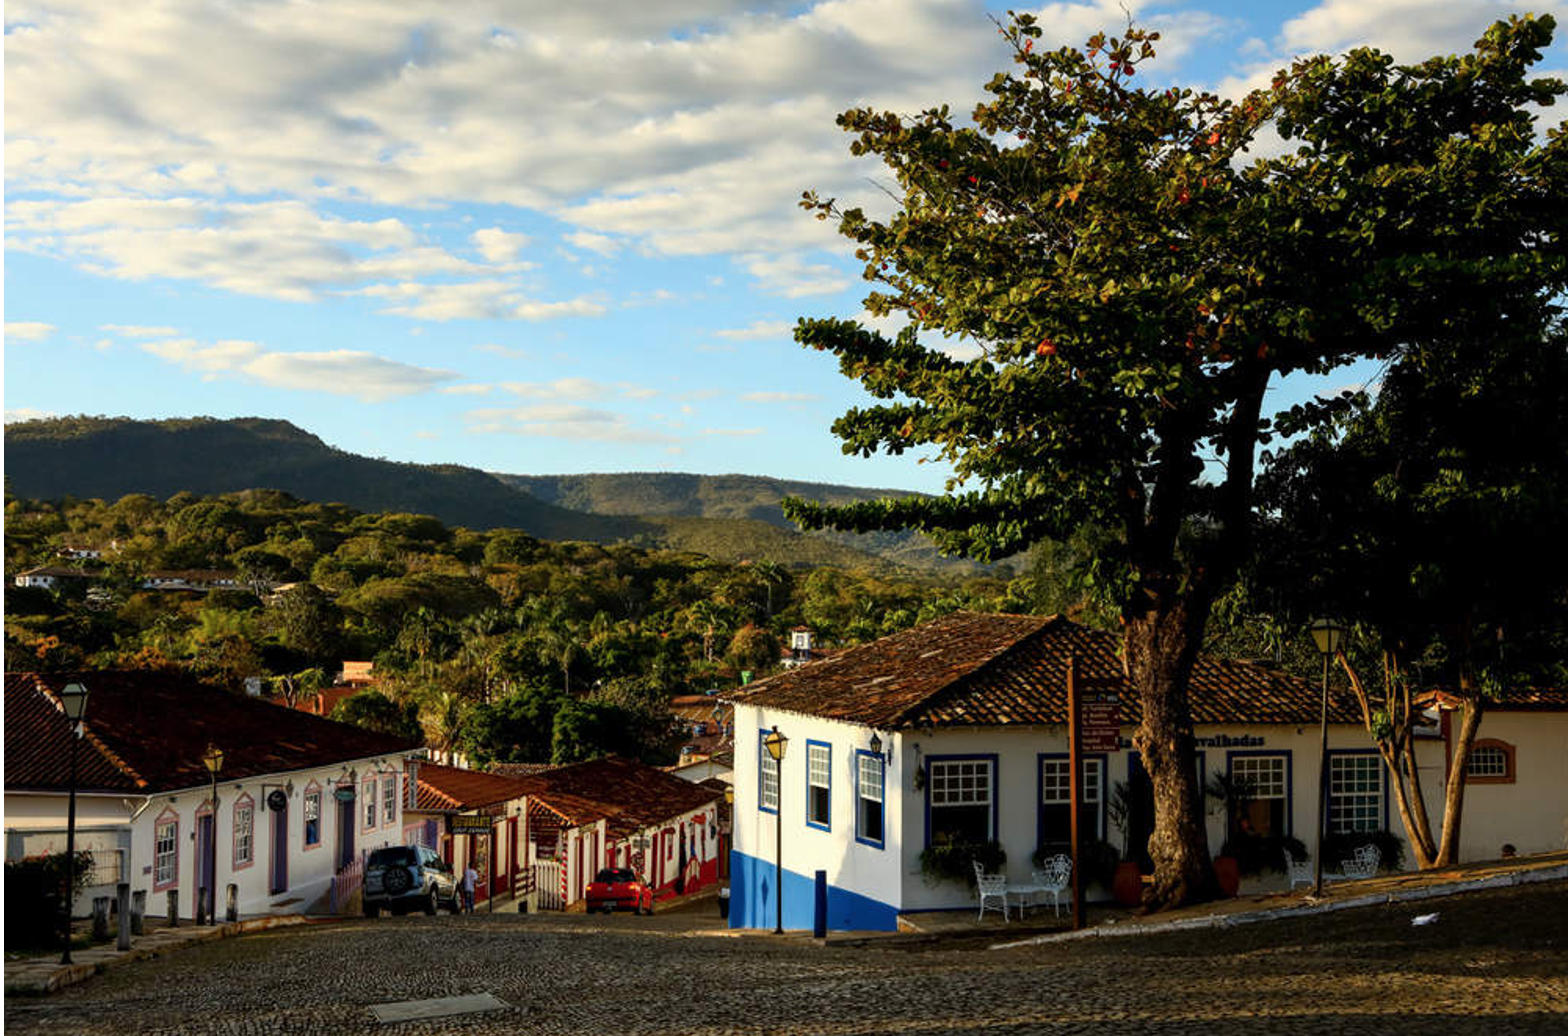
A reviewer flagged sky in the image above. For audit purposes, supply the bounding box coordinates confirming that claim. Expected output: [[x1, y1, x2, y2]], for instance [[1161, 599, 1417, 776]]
[[5, 0, 1566, 495]]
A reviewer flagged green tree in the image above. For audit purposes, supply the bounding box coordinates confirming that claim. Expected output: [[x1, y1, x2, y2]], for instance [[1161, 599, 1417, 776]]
[[550, 699, 644, 764], [266, 583, 344, 667], [330, 690, 423, 742], [785, 15, 1567, 906], [463, 684, 564, 764], [1257, 324, 1568, 868]]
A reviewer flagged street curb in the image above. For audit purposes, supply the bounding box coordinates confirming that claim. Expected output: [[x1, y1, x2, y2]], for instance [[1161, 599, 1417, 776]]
[[989, 864, 1568, 950], [4, 914, 316, 995]]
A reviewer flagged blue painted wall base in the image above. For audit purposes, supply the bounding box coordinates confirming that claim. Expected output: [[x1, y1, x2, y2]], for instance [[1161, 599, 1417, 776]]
[[728, 850, 899, 931]]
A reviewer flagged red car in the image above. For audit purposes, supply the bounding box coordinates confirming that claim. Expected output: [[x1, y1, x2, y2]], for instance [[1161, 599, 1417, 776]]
[[585, 867, 655, 915]]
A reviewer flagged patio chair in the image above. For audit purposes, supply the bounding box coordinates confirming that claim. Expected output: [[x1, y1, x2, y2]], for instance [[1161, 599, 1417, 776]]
[[973, 861, 1009, 922], [1028, 854, 1073, 918], [1284, 846, 1314, 889], [1337, 843, 1381, 881]]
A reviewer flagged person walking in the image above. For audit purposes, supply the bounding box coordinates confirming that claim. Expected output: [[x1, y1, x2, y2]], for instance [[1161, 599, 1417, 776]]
[[460, 862, 478, 914]]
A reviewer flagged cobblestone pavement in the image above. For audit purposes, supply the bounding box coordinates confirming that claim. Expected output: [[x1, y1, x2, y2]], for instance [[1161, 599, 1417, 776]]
[[6, 882, 1565, 1036]]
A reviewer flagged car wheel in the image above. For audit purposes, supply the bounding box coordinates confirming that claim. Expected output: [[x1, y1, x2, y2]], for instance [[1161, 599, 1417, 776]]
[[364, 902, 380, 918], [424, 888, 439, 916]]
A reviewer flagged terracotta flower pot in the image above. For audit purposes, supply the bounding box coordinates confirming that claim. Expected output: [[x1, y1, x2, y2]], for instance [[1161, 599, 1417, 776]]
[[1213, 855, 1240, 897], [1112, 861, 1143, 907]]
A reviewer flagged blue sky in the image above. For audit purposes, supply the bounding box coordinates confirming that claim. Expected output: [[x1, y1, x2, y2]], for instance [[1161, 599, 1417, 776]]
[[5, 1, 1565, 495]]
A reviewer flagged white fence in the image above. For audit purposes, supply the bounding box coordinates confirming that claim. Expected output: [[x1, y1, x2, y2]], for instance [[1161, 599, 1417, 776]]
[[532, 861, 564, 911]]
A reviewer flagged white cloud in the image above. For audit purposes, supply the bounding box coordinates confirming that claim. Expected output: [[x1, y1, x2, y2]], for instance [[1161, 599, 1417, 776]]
[[360, 281, 607, 321], [714, 320, 793, 341], [472, 227, 531, 262], [5, 322, 56, 342], [563, 231, 621, 256], [440, 383, 494, 395], [474, 343, 533, 359], [501, 378, 611, 400], [741, 253, 851, 298], [463, 405, 678, 443], [100, 323, 178, 337], [743, 391, 819, 402], [4, 407, 57, 423], [140, 337, 457, 401]]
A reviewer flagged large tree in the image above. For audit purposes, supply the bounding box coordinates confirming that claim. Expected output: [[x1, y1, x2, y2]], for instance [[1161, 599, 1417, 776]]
[[785, 14, 1566, 906], [1256, 321, 1568, 868]]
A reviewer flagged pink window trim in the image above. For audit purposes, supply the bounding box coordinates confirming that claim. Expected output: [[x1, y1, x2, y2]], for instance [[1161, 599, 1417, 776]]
[[152, 807, 180, 893], [232, 793, 256, 871], [302, 782, 323, 851]]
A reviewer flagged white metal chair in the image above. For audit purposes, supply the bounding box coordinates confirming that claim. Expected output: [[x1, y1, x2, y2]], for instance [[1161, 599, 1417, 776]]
[[973, 861, 1009, 922], [1284, 846, 1314, 889], [1028, 855, 1073, 918], [1338, 843, 1381, 881]]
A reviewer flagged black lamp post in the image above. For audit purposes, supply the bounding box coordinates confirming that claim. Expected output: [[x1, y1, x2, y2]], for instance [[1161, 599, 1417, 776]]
[[763, 726, 788, 934], [59, 682, 90, 965], [202, 744, 224, 925], [1308, 618, 1347, 896]]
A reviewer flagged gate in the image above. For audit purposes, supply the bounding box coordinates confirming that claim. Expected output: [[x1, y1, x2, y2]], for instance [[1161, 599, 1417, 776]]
[[532, 860, 564, 911]]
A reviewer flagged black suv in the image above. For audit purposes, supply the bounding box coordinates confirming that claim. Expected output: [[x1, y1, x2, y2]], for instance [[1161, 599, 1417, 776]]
[[363, 846, 459, 917]]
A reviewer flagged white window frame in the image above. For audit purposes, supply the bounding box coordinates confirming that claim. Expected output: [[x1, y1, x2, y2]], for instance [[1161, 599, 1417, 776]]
[[856, 751, 885, 848], [806, 742, 831, 831], [381, 776, 397, 826], [154, 816, 178, 888], [1040, 756, 1104, 843], [758, 732, 779, 813], [303, 789, 321, 848], [927, 757, 995, 847], [233, 799, 254, 867], [363, 778, 377, 830], [1328, 753, 1382, 834]]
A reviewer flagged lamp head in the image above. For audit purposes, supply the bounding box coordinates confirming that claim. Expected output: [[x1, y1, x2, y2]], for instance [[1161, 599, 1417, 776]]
[[724, 785, 734, 805], [59, 682, 89, 722], [1308, 618, 1347, 658], [763, 726, 787, 762], [868, 731, 882, 757], [202, 743, 224, 775]]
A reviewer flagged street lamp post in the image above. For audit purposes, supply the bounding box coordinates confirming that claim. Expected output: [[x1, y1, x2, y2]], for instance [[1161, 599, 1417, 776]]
[[1308, 618, 1347, 896], [763, 726, 788, 934], [59, 682, 90, 965], [202, 744, 225, 925]]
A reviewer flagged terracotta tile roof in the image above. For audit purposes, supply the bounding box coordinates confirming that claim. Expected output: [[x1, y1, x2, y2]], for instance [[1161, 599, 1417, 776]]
[[725, 612, 1362, 729], [1418, 687, 1568, 712], [487, 762, 560, 779], [5, 671, 421, 795], [414, 761, 538, 812], [528, 756, 723, 841], [528, 789, 619, 829]]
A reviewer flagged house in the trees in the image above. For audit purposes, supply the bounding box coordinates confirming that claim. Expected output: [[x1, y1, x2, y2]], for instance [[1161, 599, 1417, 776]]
[[12, 565, 97, 591], [722, 612, 1568, 932], [4, 671, 423, 922]]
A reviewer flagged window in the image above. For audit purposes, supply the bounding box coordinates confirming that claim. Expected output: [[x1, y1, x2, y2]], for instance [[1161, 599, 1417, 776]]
[[1465, 740, 1516, 784], [928, 757, 994, 846], [381, 776, 397, 826], [303, 788, 321, 848], [233, 797, 255, 868], [806, 741, 831, 830], [856, 751, 884, 847], [758, 732, 779, 813], [1328, 754, 1382, 834], [154, 813, 179, 890], [363, 778, 377, 829], [1039, 756, 1104, 849], [1229, 754, 1289, 837]]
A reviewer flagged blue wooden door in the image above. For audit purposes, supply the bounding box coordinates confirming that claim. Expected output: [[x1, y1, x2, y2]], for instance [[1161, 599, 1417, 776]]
[[270, 805, 288, 894], [196, 814, 215, 918]]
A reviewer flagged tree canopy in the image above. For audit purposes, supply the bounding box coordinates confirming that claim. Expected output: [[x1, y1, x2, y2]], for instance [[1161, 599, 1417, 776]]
[[786, 13, 1567, 907]]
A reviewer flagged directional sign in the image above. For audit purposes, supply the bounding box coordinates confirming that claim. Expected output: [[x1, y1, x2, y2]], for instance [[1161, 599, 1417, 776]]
[[450, 814, 494, 834], [1078, 692, 1121, 753]]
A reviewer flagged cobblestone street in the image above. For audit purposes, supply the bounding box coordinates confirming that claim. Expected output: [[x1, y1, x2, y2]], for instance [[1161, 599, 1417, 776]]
[[6, 882, 1565, 1036]]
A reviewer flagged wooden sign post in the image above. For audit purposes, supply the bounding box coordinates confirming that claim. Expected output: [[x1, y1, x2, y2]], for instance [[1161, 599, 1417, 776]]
[[1067, 655, 1120, 931]]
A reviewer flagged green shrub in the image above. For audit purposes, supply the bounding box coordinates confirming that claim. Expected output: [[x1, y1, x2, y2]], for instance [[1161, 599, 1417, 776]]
[[1322, 829, 1405, 872], [4, 850, 94, 951], [1217, 834, 1309, 877], [918, 841, 1006, 887]]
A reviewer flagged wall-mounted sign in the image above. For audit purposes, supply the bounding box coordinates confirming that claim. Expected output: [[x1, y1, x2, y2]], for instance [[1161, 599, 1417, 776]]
[[1078, 692, 1121, 753], [266, 789, 288, 812], [332, 786, 356, 802], [450, 814, 494, 834]]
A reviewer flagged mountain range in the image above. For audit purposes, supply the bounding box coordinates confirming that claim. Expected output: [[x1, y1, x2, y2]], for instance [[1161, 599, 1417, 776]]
[[4, 416, 992, 575]]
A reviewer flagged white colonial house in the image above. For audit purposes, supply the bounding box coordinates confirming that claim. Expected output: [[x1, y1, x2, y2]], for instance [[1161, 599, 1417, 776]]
[[4, 671, 425, 921], [723, 612, 1568, 932]]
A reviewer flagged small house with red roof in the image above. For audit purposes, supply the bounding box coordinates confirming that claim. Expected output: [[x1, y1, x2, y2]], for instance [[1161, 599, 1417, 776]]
[[4, 671, 424, 922], [407, 762, 553, 910], [721, 612, 1568, 932]]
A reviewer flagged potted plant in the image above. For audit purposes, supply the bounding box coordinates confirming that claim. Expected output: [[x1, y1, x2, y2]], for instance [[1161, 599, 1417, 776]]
[[1106, 780, 1143, 907], [1204, 772, 1254, 896], [917, 840, 1006, 888]]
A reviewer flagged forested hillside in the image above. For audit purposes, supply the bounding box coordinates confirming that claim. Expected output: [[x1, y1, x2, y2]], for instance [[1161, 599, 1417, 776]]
[[4, 489, 1038, 766]]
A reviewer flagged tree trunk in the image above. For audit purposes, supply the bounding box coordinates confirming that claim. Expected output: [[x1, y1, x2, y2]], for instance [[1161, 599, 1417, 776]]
[[1435, 697, 1483, 866], [1125, 598, 1221, 909]]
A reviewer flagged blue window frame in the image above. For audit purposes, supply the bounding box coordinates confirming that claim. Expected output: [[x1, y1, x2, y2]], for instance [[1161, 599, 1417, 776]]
[[1036, 753, 1108, 851], [924, 754, 998, 849], [854, 749, 885, 848], [805, 740, 831, 831], [758, 728, 778, 814]]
